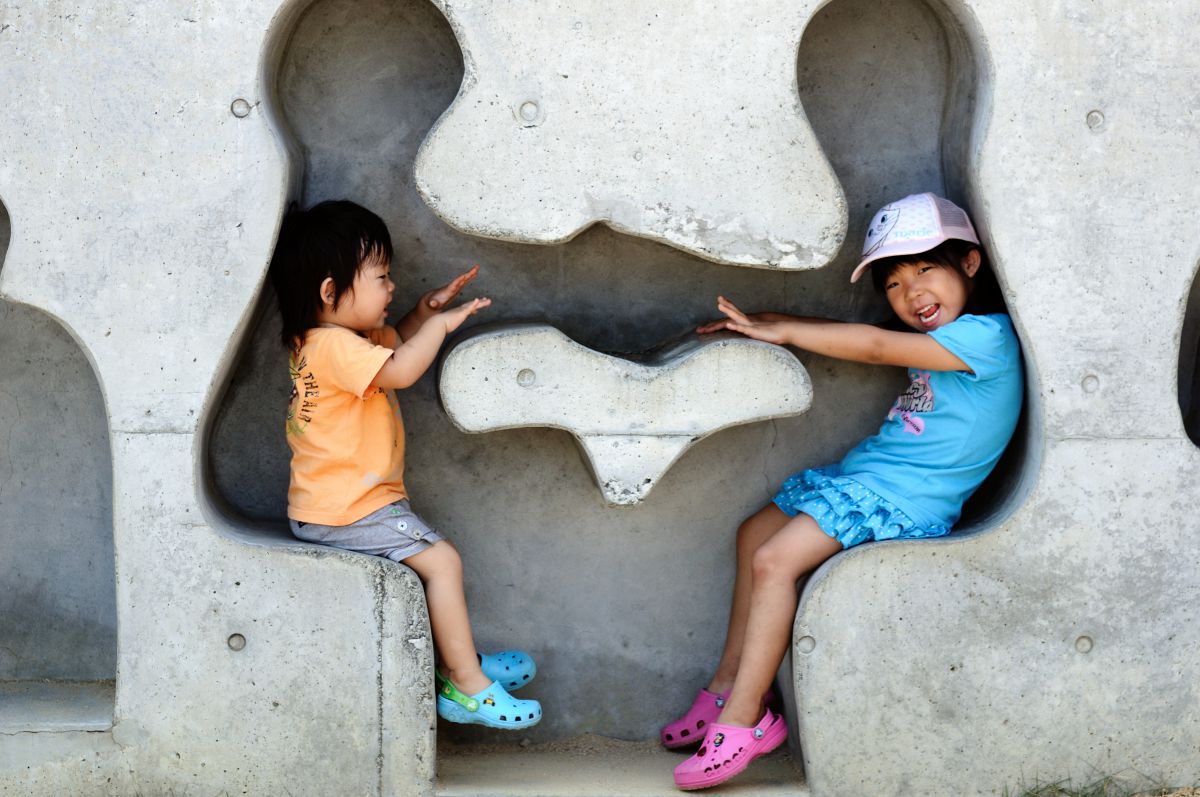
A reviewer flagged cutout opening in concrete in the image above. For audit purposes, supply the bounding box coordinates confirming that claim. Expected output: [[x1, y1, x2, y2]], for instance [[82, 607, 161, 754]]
[[0, 199, 117, 730], [797, 0, 1035, 534], [1178, 259, 1200, 444], [204, 0, 1031, 784]]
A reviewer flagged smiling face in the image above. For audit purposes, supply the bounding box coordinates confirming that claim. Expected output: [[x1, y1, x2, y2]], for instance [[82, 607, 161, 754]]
[[882, 249, 980, 332], [317, 250, 395, 333]]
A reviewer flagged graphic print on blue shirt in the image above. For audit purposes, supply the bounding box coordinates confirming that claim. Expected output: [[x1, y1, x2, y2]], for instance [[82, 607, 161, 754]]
[[888, 370, 934, 435], [836, 314, 1024, 531]]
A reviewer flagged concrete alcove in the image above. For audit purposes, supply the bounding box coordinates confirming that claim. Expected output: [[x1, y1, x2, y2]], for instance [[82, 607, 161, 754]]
[[798, 0, 1033, 535], [207, 0, 1030, 757], [1178, 264, 1200, 444], [5, 1, 1197, 794], [0, 200, 117, 727]]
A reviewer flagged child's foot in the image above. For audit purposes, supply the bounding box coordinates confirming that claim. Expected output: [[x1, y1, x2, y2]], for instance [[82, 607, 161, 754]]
[[673, 708, 787, 790], [436, 672, 542, 730], [660, 686, 776, 749], [478, 650, 537, 691], [661, 687, 729, 749], [439, 665, 492, 695]]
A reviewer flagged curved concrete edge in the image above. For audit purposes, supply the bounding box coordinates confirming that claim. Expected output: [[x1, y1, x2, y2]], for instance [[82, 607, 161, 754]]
[[0, 4, 439, 794], [440, 324, 813, 504], [0, 468, 436, 797], [415, 1, 846, 269], [792, 439, 1200, 796]]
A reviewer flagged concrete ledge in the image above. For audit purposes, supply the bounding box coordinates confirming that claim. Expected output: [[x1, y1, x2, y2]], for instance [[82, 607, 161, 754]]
[[0, 681, 113, 734], [435, 735, 804, 797], [439, 324, 812, 505]]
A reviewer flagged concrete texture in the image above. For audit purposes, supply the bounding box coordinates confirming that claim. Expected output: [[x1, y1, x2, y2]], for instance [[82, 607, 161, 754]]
[[0, 160, 116, 684], [440, 326, 813, 504], [415, 3, 846, 269], [0, 681, 113, 733], [0, 297, 116, 680], [212, 0, 912, 756], [0, 1, 1196, 797], [435, 736, 803, 796]]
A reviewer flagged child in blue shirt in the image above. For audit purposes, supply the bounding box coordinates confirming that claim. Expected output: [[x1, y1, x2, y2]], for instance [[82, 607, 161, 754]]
[[665, 193, 1023, 790]]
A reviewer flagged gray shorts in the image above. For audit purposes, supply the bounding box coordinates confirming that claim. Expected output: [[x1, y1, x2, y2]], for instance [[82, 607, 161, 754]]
[[290, 499, 444, 563]]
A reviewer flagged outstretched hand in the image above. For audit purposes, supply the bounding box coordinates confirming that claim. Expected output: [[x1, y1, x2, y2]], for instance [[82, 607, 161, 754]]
[[697, 296, 792, 345], [440, 296, 492, 335], [422, 264, 480, 311]]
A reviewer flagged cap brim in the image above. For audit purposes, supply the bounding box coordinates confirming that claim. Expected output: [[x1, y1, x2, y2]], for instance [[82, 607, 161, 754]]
[[850, 231, 981, 284]]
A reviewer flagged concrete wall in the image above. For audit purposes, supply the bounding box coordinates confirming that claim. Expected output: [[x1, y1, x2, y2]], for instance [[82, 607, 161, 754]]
[[209, 0, 986, 746], [0, 203, 116, 681], [0, 0, 1196, 795]]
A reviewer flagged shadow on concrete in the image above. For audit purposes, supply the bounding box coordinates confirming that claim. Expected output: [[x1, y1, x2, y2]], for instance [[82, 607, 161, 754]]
[[796, 0, 1036, 533], [1178, 262, 1200, 444], [0, 198, 117, 686], [202, 0, 1037, 756]]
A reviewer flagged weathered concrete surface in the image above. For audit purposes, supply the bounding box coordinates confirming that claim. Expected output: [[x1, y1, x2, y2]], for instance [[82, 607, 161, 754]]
[[790, 2, 1200, 795], [1, 0, 1197, 796], [0, 681, 113, 733], [0, 298, 115, 681], [435, 735, 803, 796], [416, 3, 846, 268], [0, 3, 435, 795], [441, 326, 813, 504], [213, 0, 916, 752]]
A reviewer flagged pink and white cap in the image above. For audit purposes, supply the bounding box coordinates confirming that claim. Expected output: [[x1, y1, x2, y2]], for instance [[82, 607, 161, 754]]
[[850, 192, 980, 283]]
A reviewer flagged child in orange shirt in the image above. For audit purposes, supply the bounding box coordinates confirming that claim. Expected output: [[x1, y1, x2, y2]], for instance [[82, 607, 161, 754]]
[[268, 199, 540, 729]]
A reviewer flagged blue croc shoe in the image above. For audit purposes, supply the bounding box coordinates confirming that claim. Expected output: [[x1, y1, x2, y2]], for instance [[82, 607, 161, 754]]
[[479, 650, 537, 691], [436, 673, 542, 730]]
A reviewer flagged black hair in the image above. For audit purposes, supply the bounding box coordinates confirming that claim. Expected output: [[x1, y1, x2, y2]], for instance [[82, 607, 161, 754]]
[[868, 238, 1005, 317], [268, 199, 394, 348]]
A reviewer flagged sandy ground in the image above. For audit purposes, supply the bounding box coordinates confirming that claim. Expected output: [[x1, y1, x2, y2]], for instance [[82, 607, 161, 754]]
[[437, 734, 802, 796], [437, 734, 1199, 797]]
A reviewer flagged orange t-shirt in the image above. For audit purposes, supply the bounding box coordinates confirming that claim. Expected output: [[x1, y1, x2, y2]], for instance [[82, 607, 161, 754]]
[[285, 326, 407, 525]]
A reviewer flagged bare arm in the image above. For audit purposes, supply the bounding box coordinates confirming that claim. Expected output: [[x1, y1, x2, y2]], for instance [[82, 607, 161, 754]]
[[696, 310, 832, 333], [709, 296, 970, 373], [371, 298, 491, 389]]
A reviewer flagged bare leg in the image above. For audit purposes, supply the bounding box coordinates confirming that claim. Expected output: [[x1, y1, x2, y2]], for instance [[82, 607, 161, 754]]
[[718, 513, 842, 727], [404, 540, 491, 694], [707, 504, 792, 694]]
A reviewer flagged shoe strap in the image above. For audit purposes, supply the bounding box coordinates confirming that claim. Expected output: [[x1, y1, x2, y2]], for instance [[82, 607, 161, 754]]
[[436, 672, 479, 712]]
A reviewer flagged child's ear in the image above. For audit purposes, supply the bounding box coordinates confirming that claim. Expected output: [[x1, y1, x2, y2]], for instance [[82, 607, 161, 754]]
[[961, 248, 982, 278], [319, 276, 336, 307]]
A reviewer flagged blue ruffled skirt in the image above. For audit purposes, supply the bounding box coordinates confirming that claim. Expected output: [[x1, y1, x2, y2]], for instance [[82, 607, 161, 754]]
[[772, 466, 949, 549]]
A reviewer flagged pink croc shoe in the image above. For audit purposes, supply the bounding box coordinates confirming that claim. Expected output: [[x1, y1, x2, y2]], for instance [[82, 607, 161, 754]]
[[660, 688, 730, 749], [672, 709, 788, 791], [661, 686, 778, 749]]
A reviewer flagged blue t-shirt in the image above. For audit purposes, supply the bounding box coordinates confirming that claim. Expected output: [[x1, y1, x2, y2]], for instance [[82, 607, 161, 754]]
[[835, 313, 1023, 531]]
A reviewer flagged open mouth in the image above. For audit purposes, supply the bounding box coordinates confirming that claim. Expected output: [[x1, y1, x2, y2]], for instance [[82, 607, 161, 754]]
[[916, 304, 941, 328]]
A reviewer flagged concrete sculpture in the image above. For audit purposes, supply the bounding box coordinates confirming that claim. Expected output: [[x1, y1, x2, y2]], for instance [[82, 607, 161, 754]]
[[1, 0, 1200, 795], [415, 3, 845, 268], [440, 325, 813, 504]]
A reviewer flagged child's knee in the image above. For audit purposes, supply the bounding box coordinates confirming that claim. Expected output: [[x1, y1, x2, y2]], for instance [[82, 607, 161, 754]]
[[735, 506, 785, 556], [750, 546, 773, 581], [430, 541, 462, 574], [750, 542, 798, 583], [407, 540, 463, 581], [735, 518, 757, 552]]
